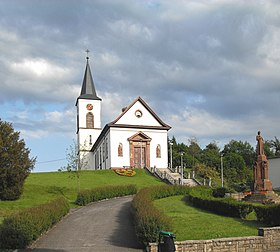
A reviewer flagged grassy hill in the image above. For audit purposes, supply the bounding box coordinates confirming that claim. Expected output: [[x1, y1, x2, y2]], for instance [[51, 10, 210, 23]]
[[0, 169, 163, 220]]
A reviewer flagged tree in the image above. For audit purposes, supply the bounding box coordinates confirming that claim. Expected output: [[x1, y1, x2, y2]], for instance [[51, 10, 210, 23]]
[[223, 140, 255, 167], [188, 137, 202, 168], [264, 140, 275, 158], [0, 119, 36, 200], [269, 137, 280, 156], [62, 140, 88, 193], [201, 142, 221, 170], [223, 152, 246, 183]]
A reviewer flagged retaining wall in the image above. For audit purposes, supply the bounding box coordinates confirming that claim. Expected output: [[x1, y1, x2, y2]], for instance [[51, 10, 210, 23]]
[[148, 227, 280, 252]]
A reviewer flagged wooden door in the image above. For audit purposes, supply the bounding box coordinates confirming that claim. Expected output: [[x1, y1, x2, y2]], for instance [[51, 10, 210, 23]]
[[134, 147, 145, 168]]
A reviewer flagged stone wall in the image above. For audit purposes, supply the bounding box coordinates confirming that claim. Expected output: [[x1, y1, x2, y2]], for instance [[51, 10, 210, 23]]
[[148, 227, 280, 252]]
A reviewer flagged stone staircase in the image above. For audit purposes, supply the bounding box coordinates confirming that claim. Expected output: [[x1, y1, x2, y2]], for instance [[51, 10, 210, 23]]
[[146, 167, 200, 187]]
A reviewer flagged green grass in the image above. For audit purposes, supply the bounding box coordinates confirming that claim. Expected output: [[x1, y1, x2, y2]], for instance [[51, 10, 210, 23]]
[[154, 195, 266, 241], [0, 169, 163, 219]]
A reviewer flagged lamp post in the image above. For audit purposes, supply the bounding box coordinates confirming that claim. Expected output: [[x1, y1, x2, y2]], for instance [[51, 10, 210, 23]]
[[180, 152, 184, 185], [221, 153, 224, 187], [140, 139, 143, 168], [169, 140, 173, 171]]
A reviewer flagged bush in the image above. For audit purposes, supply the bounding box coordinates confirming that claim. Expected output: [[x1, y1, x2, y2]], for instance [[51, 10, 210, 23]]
[[254, 204, 280, 225], [188, 187, 253, 219], [0, 197, 69, 249], [212, 187, 229, 198], [75, 184, 137, 206], [131, 185, 190, 245]]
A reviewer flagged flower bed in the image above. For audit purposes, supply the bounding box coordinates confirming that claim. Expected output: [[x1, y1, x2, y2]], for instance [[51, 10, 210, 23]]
[[113, 168, 136, 177]]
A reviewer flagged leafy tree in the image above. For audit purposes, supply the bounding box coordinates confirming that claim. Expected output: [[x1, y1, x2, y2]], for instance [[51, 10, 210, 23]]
[[223, 140, 255, 167], [194, 163, 220, 180], [269, 137, 280, 156], [0, 119, 36, 200], [170, 138, 188, 168], [201, 142, 221, 170], [223, 153, 246, 183], [264, 140, 275, 158], [188, 137, 202, 167], [62, 140, 88, 193]]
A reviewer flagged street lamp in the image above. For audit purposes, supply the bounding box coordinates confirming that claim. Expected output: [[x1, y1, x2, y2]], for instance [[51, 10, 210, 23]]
[[221, 153, 224, 187], [169, 140, 173, 171], [140, 139, 142, 168], [180, 152, 184, 185]]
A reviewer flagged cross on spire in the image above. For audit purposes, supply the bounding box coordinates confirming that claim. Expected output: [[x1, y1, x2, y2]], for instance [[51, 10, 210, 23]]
[[85, 49, 90, 60]]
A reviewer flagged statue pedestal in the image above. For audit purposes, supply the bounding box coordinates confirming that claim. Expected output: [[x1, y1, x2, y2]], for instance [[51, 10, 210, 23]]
[[244, 191, 280, 204], [253, 155, 272, 192]]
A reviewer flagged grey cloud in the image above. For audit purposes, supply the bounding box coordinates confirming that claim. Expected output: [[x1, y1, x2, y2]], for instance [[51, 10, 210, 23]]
[[0, 0, 280, 146]]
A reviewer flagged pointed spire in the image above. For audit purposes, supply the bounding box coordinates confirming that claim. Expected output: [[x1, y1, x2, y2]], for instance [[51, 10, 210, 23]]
[[77, 51, 101, 101]]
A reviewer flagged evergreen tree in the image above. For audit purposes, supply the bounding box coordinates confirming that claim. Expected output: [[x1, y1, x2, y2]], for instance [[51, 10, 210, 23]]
[[0, 119, 36, 200]]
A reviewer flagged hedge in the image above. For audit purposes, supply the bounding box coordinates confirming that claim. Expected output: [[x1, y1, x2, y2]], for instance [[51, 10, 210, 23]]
[[0, 197, 70, 249], [188, 188, 253, 219], [131, 185, 191, 245], [254, 203, 280, 225], [75, 184, 137, 206]]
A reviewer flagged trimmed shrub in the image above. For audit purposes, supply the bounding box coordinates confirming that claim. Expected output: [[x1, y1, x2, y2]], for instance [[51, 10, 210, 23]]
[[75, 184, 137, 206], [188, 188, 253, 219], [212, 187, 228, 198], [0, 197, 69, 249], [254, 204, 280, 225], [131, 185, 190, 245]]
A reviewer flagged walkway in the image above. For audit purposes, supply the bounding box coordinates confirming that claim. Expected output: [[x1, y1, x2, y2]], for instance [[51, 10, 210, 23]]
[[21, 196, 144, 252]]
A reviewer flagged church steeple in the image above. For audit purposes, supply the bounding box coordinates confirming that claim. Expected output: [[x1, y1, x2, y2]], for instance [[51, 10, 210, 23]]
[[76, 52, 102, 170], [77, 56, 101, 101]]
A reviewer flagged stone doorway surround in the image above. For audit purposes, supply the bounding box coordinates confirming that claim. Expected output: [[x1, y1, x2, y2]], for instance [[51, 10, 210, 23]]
[[128, 132, 151, 168]]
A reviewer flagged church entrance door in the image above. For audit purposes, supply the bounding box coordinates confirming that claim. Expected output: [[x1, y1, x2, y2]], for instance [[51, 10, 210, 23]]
[[128, 132, 151, 168], [134, 147, 146, 168]]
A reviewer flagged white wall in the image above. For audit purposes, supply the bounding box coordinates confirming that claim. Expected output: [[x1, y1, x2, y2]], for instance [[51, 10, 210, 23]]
[[92, 130, 111, 170], [268, 157, 280, 189], [77, 99, 101, 129], [116, 101, 161, 127], [77, 99, 102, 151], [110, 127, 168, 169]]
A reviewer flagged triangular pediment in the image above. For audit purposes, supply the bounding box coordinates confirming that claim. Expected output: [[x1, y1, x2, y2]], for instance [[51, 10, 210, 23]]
[[108, 97, 171, 130], [128, 131, 152, 142]]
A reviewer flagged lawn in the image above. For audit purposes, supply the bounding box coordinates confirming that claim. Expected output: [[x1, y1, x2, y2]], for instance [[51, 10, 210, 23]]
[[0, 169, 163, 219], [154, 195, 266, 241]]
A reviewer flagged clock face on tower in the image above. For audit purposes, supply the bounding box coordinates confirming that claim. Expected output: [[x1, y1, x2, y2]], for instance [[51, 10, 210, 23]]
[[86, 104, 93, 110]]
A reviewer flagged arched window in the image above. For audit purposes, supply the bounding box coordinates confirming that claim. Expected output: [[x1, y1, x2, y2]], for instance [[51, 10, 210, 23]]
[[156, 144, 161, 158], [118, 143, 123, 157], [86, 112, 94, 128]]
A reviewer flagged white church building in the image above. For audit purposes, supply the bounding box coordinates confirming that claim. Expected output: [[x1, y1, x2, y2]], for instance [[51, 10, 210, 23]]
[[76, 57, 171, 170]]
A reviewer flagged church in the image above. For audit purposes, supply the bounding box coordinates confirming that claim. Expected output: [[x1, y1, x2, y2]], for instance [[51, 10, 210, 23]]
[[76, 57, 171, 170]]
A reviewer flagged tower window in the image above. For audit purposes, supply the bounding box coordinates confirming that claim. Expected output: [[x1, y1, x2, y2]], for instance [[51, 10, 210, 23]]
[[86, 112, 94, 128]]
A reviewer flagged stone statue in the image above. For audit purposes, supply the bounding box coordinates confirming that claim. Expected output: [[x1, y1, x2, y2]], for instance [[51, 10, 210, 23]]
[[245, 132, 279, 203], [253, 131, 272, 192], [256, 131, 265, 156]]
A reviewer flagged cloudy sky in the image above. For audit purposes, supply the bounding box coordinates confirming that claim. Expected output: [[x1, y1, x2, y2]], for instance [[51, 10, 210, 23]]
[[1, 0, 280, 172]]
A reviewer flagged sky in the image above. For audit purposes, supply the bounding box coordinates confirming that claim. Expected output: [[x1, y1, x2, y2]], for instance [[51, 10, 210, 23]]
[[1, 0, 280, 172]]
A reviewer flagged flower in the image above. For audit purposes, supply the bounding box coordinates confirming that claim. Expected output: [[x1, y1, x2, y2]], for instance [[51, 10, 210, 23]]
[[113, 168, 136, 177]]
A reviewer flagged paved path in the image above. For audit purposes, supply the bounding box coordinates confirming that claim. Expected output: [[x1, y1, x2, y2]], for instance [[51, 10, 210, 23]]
[[21, 196, 144, 252]]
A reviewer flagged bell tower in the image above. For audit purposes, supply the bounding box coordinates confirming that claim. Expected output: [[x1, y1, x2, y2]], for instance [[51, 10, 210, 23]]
[[76, 53, 102, 169]]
